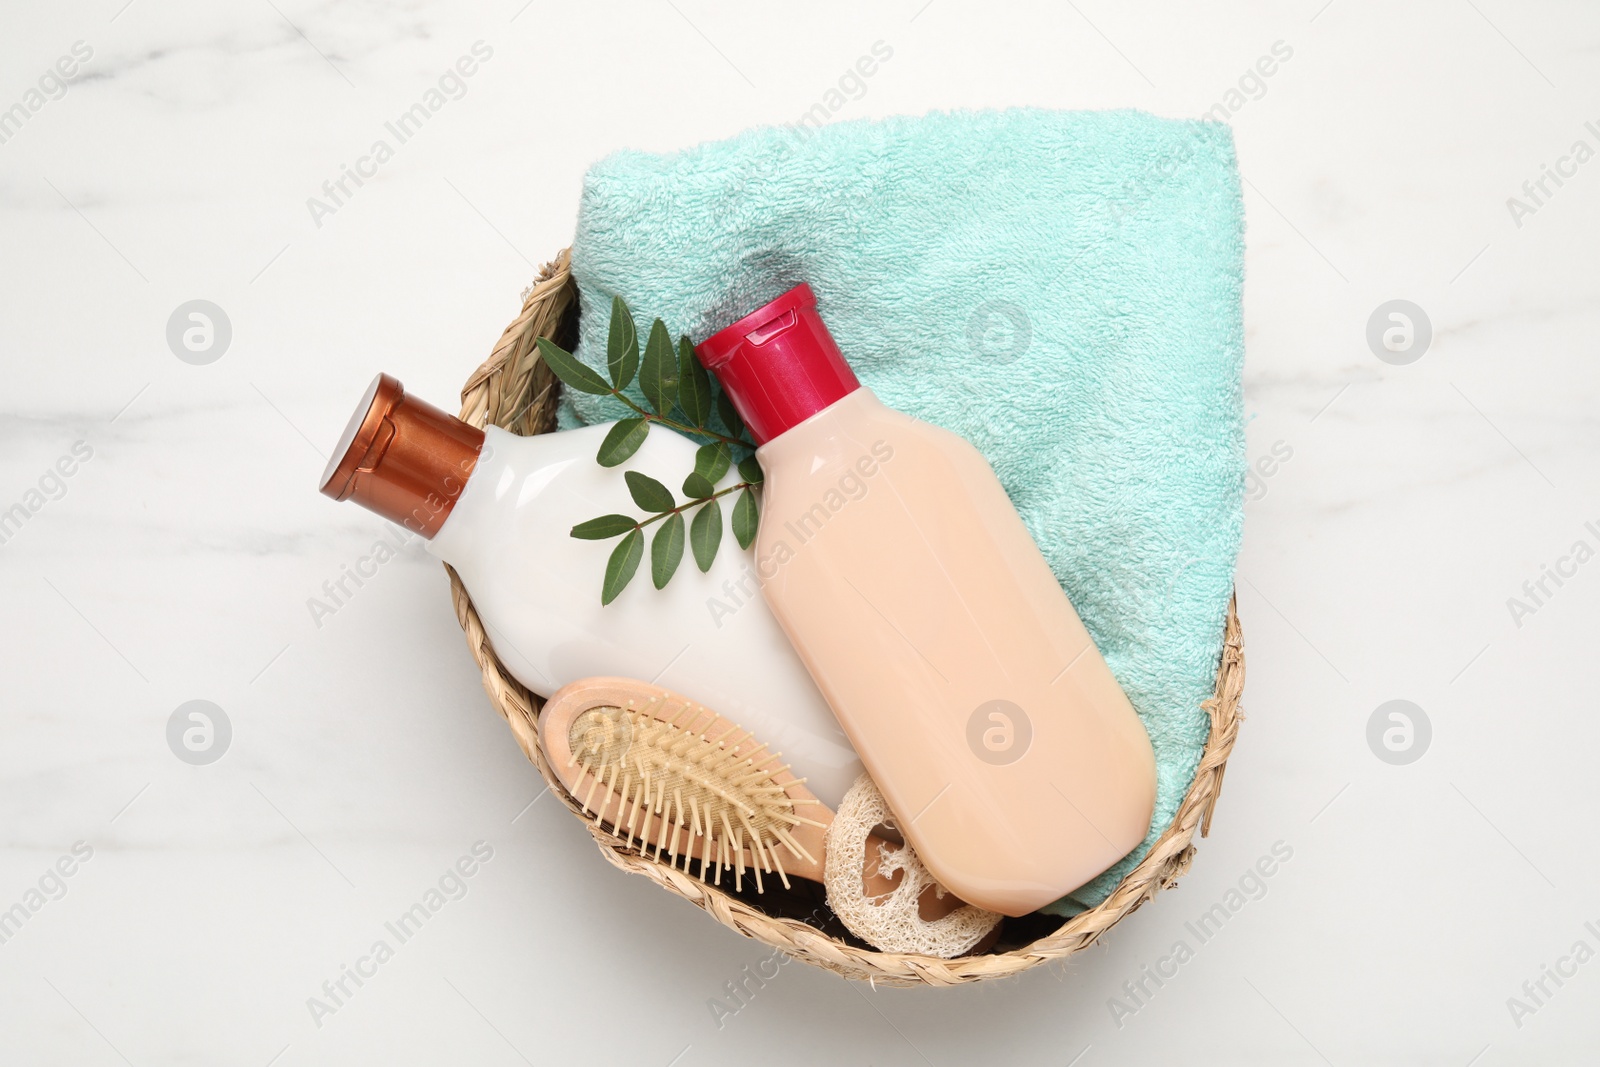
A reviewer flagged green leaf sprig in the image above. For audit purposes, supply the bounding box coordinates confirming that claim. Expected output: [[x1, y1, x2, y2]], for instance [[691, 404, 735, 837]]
[[536, 297, 764, 604]]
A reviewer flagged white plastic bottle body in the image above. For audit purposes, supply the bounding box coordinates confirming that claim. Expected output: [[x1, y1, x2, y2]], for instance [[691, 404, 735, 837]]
[[426, 422, 862, 808]]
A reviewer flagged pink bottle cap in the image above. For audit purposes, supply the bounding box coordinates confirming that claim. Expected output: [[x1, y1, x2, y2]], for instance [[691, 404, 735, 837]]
[[695, 283, 860, 445]]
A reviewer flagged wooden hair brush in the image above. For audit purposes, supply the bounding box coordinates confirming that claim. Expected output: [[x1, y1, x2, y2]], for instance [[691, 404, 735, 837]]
[[537, 678, 1002, 955], [539, 677, 839, 893]]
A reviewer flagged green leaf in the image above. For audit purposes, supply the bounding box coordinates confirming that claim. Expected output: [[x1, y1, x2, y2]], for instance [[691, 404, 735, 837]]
[[596, 417, 649, 467], [732, 486, 759, 550], [737, 455, 764, 484], [536, 337, 612, 396], [695, 442, 732, 484], [690, 498, 722, 572], [570, 514, 638, 540], [651, 512, 685, 589], [716, 390, 744, 436], [639, 320, 680, 415], [682, 472, 715, 499], [606, 296, 639, 389], [625, 470, 674, 513], [601, 528, 644, 605], [677, 336, 712, 427]]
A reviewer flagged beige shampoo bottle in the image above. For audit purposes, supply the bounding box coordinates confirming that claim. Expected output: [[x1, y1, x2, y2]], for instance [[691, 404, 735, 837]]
[[696, 284, 1156, 916]]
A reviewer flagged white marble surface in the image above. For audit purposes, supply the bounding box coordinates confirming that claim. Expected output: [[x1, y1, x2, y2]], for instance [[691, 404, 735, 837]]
[[3, 1, 1598, 1063]]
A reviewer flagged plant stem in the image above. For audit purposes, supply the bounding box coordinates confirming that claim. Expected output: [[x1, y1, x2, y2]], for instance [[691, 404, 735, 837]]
[[635, 482, 755, 530], [611, 391, 749, 448]]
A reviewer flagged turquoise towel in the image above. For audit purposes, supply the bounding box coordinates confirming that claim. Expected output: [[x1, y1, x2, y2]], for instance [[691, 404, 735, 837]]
[[557, 108, 1244, 914]]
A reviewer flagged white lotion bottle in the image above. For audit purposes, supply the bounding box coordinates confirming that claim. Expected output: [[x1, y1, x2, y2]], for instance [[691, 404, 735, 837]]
[[319, 374, 862, 807]]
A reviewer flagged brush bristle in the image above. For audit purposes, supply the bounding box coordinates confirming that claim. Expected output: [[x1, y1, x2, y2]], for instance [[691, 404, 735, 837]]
[[565, 702, 815, 892]]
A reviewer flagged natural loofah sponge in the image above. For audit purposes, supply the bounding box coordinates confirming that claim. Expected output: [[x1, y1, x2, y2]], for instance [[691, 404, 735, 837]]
[[823, 774, 1001, 958]]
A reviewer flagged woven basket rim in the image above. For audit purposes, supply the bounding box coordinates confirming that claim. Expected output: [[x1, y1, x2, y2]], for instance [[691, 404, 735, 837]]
[[446, 248, 1245, 987]]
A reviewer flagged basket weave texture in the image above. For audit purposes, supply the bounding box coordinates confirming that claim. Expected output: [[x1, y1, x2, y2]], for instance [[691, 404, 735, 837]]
[[448, 249, 1246, 987]]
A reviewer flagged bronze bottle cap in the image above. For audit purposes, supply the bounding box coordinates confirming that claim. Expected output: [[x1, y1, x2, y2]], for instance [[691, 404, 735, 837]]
[[318, 373, 485, 538]]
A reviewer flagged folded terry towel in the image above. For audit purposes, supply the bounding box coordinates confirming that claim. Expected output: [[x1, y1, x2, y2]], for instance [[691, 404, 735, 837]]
[[558, 108, 1244, 913]]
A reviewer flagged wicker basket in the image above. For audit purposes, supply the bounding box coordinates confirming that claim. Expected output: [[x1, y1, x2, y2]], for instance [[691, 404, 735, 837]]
[[447, 248, 1245, 987]]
